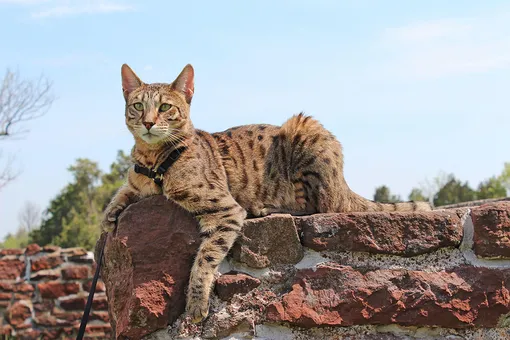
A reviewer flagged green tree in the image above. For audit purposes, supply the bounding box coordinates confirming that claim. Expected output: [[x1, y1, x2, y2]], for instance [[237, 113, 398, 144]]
[[433, 174, 476, 207], [30, 152, 129, 250], [1, 227, 29, 249], [497, 162, 510, 195], [31, 158, 102, 248], [373, 185, 401, 203], [476, 176, 507, 199], [408, 188, 427, 202]]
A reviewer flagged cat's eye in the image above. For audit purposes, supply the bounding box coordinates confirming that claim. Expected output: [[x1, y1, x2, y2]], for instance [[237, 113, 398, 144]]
[[133, 102, 144, 111], [159, 103, 172, 112]]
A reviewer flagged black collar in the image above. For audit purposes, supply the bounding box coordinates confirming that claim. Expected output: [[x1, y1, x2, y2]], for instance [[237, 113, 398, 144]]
[[133, 146, 187, 186]]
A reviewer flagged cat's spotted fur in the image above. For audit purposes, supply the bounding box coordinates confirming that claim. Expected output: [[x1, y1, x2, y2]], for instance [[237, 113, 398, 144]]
[[101, 63, 432, 323]]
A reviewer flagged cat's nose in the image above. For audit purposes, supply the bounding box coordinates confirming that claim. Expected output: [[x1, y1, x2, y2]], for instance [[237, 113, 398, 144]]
[[143, 122, 155, 130]]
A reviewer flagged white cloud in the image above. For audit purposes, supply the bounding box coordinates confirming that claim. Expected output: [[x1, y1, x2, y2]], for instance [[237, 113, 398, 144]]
[[0, 0, 134, 18], [378, 12, 510, 78]]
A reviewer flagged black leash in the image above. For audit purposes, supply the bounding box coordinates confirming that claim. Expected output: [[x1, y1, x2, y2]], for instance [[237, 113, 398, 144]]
[[76, 147, 186, 339], [76, 237, 106, 340]]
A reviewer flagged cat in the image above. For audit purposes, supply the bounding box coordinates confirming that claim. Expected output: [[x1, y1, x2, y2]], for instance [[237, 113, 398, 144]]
[[101, 63, 432, 323]]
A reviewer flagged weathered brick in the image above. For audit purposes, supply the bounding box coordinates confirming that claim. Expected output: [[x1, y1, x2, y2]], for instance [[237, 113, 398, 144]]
[[0, 292, 11, 300], [232, 214, 304, 268], [0, 282, 13, 291], [59, 296, 86, 311], [43, 245, 60, 253], [296, 210, 464, 256], [215, 271, 261, 301], [266, 264, 510, 328], [31, 254, 64, 271], [33, 299, 55, 312], [52, 307, 82, 322], [472, 202, 510, 258], [34, 312, 77, 327], [83, 279, 105, 292], [30, 269, 60, 281], [5, 300, 32, 328], [0, 248, 23, 256], [62, 265, 90, 280], [15, 329, 42, 339], [0, 258, 25, 279], [90, 311, 109, 322], [24, 243, 42, 256], [92, 295, 108, 310], [38, 281, 80, 299]]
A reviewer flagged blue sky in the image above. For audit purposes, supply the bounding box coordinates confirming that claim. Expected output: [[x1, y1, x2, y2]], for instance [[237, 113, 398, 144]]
[[1, 0, 510, 239]]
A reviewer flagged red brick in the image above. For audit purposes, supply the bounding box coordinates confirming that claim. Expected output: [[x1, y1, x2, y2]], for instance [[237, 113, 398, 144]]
[[59, 296, 86, 310], [43, 245, 60, 253], [232, 214, 303, 268], [0, 282, 13, 291], [16, 329, 42, 339], [38, 281, 80, 299], [30, 269, 60, 281], [61, 247, 87, 257], [215, 272, 261, 300], [6, 301, 32, 327], [83, 279, 105, 292], [0, 292, 12, 300], [24, 243, 42, 256], [266, 264, 510, 328], [59, 294, 107, 312], [92, 295, 108, 310], [0, 324, 12, 336], [14, 281, 34, 293], [40, 328, 64, 340], [62, 265, 90, 280], [90, 311, 109, 322], [34, 312, 77, 327], [52, 307, 82, 322], [0, 248, 23, 256], [33, 300, 54, 312], [296, 210, 463, 256], [0, 258, 25, 279], [472, 202, 510, 258], [31, 254, 64, 271]]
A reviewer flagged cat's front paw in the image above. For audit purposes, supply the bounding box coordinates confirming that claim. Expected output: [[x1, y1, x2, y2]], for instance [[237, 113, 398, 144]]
[[185, 296, 209, 323], [101, 205, 125, 232]]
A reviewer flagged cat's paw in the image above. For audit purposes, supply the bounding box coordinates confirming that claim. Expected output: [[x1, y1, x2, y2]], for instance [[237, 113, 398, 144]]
[[185, 297, 209, 323], [101, 205, 124, 232]]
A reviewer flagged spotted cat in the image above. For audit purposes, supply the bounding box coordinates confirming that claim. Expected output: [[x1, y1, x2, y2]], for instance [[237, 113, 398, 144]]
[[101, 63, 432, 323]]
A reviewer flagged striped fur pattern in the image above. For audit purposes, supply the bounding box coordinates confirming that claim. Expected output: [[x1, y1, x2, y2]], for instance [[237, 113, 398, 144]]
[[101, 63, 432, 323]]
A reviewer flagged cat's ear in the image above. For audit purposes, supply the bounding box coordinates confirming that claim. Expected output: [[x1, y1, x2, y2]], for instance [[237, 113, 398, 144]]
[[121, 64, 143, 100], [171, 64, 194, 104]]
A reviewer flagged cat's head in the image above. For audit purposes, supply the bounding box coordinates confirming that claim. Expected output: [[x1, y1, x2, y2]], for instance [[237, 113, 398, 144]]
[[120, 64, 195, 146]]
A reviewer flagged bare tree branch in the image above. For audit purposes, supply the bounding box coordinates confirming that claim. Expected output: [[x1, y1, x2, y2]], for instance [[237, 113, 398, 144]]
[[18, 201, 41, 232], [0, 68, 54, 190], [0, 68, 55, 138], [0, 151, 20, 190]]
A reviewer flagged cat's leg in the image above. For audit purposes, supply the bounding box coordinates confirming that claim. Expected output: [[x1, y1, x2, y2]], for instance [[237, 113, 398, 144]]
[[100, 169, 155, 232], [101, 183, 139, 232], [169, 190, 246, 323]]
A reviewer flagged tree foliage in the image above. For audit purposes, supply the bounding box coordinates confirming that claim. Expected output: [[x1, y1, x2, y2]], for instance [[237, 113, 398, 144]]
[[373, 185, 401, 203], [30, 151, 130, 249], [375, 165, 509, 209]]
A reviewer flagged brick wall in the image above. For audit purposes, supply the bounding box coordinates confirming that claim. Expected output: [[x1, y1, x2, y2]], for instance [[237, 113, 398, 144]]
[[3, 198, 510, 339], [0, 244, 109, 339], [100, 197, 510, 339]]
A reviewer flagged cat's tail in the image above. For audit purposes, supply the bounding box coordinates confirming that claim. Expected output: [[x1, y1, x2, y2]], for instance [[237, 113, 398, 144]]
[[348, 191, 433, 212]]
